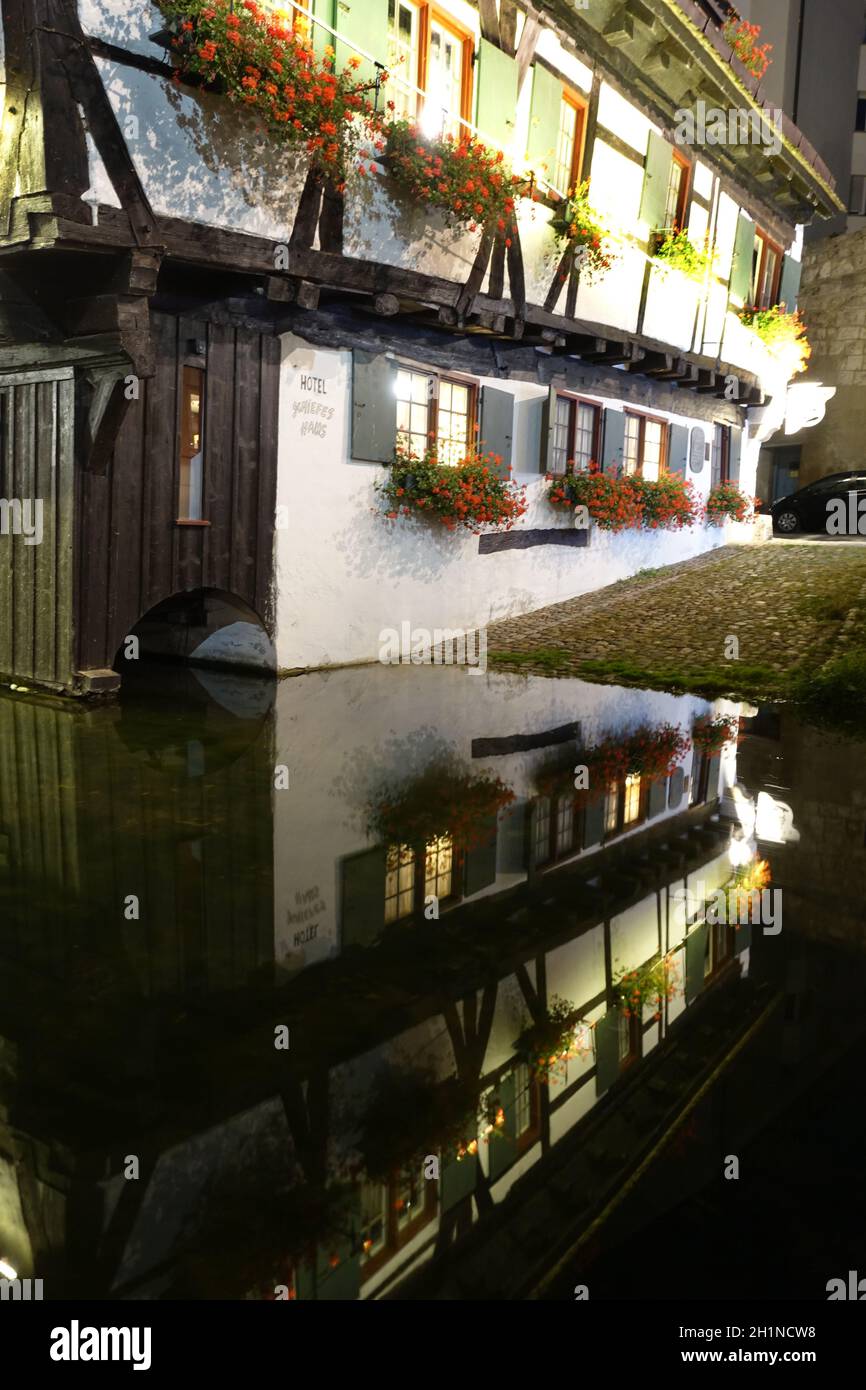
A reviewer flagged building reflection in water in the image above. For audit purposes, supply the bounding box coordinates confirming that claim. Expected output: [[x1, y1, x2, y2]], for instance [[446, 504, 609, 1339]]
[[0, 663, 853, 1299]]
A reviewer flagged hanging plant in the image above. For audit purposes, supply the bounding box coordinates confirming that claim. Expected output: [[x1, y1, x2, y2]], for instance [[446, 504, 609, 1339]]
[[549, 180, 614, 283], [738, 304, 811, 377], [704, 482, 757, 525], [514, 997, 592, 1085], [722, 16, 773, 81], [574, 723, 691, 790], [378, 441, 528, 534], [359, 1070, 482, 1181], [382, 119, 526, 239], [159, 0, 377, 181], [692, 714, 738, 753], [546, 463, 644, 532], [651, 226, 714, 282], [366, 763, 515, 850], [613, 954, 680, 1022]]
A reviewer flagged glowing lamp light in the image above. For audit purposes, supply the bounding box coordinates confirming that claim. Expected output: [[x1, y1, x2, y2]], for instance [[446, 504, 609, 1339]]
[[0, 1258, 17, 1280]]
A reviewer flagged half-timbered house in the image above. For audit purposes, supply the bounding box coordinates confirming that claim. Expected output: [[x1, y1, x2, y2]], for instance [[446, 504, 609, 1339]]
[[0, 0, 843, 692]]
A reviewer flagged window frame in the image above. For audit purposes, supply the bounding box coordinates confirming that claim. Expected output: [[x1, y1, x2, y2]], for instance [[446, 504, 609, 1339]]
[[384, 836, 463, 924], [391, 2, 474, 136], [548, 391, 601, 476], [393, 360, 478, 463], [359, 1167, 438, 1282], [622, 409, 669, 479], [664, 149, 691, 232], [484, 1059, 541, 1160], [533, 792, 585, 867], [600, 774, 649, 841], [554, 85, 589, 194], [750, 227, 783, 310]]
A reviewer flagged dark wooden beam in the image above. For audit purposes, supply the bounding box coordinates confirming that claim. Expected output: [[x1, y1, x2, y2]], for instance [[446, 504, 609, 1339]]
[[515, 13, 542, 93], [476, 0, 500, 45]]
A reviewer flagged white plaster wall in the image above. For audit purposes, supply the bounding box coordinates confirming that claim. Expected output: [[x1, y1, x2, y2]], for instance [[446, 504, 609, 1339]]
[[275, 335, 753, 672]]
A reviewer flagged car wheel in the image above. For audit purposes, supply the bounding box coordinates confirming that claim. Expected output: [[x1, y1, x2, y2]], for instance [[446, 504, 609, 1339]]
[[774, 509, 801, 535]]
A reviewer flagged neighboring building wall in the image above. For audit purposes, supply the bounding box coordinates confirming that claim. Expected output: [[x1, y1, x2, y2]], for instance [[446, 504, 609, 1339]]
[[797, 227, 866, 484]]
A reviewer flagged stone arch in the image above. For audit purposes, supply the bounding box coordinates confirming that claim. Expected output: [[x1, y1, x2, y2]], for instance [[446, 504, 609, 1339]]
[[114, 587, 276, 679]]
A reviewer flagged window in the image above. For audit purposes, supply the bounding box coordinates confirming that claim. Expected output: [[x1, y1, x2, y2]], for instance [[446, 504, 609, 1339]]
[[549, 393, 601, 475], [623, 411, 668, 480], [856, 96, 866, 133], [360, 1168, 435, 1277], [384, 835, 457, 923], [484, 1061, 539, 1155], [662, 151, 690, 231], [623, 773, 642, 826], [394, 365, 476, 465], [618, 1009, 638, 1065], [712, 423, 731, 484], [387, 1, 472, 140], [553, 90, 587, 194], [533, 794, 582, 866], [750, 228, 782, 309], [179, 366, 205, 522], [603, 774, 647, 839]]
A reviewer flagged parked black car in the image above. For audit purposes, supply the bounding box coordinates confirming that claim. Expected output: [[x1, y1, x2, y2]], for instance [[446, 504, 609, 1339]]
[[771, 472, 866, 536]]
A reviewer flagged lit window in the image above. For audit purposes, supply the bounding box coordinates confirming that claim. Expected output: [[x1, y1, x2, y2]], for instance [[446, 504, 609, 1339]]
[[436, 379, 471, 467], [385, 843, 415, 923], [663, 153, 689, 230], [394, 1165, 422, 1232], [623, 773, 642, 825], [424, 833, 453, 901], [179, 365, 204, 521], [395, 366, 475, 465], [604, 783, 618, 833], [360, 1182, 388, 1259], [387, 0, 421, 120], [513, 1063, 532, 1136], [750, 230, 781, 309]]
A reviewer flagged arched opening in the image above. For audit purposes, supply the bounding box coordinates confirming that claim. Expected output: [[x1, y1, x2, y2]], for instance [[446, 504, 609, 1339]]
[[114, 588, 276, 681]]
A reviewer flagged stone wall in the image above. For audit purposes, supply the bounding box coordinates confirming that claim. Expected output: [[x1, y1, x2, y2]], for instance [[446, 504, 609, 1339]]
[[798, 228, 866, 484]]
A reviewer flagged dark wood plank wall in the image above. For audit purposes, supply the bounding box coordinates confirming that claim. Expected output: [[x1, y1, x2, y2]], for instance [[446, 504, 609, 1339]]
[[0, 370, 75, 689], [76, 311, 280, 674]]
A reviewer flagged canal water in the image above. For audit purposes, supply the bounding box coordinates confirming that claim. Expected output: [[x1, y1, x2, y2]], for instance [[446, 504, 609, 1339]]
[[0, 663, 864, 1300]]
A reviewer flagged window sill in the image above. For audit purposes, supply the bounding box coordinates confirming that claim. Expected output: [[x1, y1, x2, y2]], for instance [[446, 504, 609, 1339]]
[[175, 519, 211, 527]]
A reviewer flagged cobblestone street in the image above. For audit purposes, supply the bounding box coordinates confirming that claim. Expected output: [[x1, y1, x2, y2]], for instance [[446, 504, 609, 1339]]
[[487, 541, 866, 694]]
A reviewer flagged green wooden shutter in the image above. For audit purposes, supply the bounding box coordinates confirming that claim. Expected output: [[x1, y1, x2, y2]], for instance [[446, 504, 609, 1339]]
[[341, 846, 387, 948], [601, 407, 625, 475], [539, 384, 556, 473], [499, 801, 528, 872], [729, 214, 755, 305], [475, 38, 519, 149], [334, 0, 389, 85], [668, 422, 688, 476], [639, 130, 673, 230], [705, 752, 722, 800], [648, 778, 667, 818], [351, 350, 396, 463], [595, 1009, 621, 1095], [729, 425, 742, 485], [583, 795, 605, 848], [685, 923, 708, 1002], [479, 385, 514, 478], [526, 63, 562, 177], [777, 253, 802, 313], [464, 813, 498, 896], [312, 0, 336, 60], [668, 766, 685, 807], [441, 1148, 477, 1212], [487, 1071, 518, 1181]]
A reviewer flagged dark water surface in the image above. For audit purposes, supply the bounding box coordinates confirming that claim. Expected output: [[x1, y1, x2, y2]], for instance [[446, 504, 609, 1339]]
[[0, 663, 863, 1300]]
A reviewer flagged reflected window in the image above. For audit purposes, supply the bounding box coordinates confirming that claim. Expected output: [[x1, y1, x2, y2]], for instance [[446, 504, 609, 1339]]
[[395, 366, 476, 465], [618, 1009, 637, 1064], [179, 365, 205, 521], [604, 783, 618, 833], [360, 1182, 387, 1259], [623, 773, 642, 825], [534, 796, 552, 866], [385, 843, 416, 923], [394, 1165, 423, 1232], [534, 794, 580, 866], [385, 834, 457, 922], [360, 1167, 436, 1278]]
